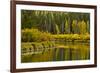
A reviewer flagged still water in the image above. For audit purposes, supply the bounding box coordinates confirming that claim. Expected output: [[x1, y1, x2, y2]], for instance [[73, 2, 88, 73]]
[[21, 42, 90, 63]]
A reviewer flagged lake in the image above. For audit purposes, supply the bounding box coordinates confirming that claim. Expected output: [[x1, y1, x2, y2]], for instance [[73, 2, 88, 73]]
[[21, 41, 90, 63]]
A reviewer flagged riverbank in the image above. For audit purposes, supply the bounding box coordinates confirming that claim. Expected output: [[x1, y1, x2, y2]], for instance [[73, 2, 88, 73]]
[[21, 41, 90, 62]]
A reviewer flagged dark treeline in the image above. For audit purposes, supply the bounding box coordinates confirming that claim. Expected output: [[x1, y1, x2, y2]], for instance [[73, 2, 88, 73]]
[[21, 10, 90, 34]]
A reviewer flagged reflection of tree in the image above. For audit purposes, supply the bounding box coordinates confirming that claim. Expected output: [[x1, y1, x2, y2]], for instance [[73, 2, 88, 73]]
[[58, 43, 89, 60]]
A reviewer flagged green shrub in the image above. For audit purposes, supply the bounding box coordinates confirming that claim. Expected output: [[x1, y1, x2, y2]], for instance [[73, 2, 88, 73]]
[[21, 28, 54, 42], [52, 34, 90, 41], [21, 28, 90, 42]]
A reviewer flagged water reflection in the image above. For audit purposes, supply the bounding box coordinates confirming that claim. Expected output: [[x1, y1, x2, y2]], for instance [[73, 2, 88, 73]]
[[21, 42, 90, 63]]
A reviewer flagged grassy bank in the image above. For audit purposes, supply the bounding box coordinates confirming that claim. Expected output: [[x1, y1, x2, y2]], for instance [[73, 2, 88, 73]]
[[52, 34, 90, 42], [21, 41, 55, 55], [21, 28, 90, 42]]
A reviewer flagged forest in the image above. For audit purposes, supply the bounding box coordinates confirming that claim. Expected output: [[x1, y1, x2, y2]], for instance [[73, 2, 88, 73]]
[[21, 10, 90, 42], [21, 10, 90, 62]]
